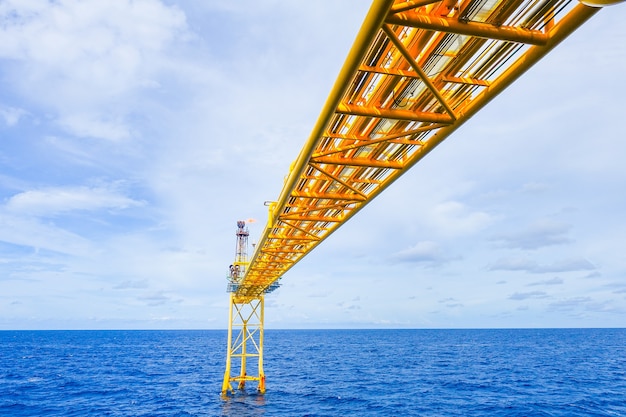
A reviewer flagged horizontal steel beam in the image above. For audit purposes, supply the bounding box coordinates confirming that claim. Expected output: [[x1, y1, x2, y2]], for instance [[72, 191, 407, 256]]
[[385, 13, 548, 45], [311, 155, 405, 169], [290, 190, 367, 201], [442, 75, 491, 86], [337, 103, 454, 123], [267, 234, 320, 241], [280, 215, 343, 222]]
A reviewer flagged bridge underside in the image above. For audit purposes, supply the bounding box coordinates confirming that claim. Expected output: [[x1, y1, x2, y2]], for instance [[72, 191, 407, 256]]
[[222, 0, 612, 396], [232, 0, 600, 300]]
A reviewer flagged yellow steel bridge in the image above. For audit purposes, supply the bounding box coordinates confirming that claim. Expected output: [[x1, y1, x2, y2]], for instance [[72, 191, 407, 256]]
[[221, 0, 622, 396]]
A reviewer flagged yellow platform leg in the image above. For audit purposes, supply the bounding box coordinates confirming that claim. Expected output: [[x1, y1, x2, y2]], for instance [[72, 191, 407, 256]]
[[221, 294, 265, 397]]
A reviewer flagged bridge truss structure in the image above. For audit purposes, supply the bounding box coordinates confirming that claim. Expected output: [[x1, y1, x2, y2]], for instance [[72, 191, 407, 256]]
[[221, 0, 622, 396]]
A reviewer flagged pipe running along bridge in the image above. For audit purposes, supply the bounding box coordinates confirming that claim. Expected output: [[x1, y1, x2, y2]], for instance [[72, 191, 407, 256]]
[[221, 0, 623, 396]]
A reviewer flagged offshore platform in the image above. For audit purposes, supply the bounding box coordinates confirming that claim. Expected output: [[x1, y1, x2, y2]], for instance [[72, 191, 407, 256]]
[[221, 0, 623, 396]]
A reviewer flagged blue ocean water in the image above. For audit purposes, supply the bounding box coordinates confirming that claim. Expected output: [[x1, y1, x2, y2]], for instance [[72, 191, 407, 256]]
[[1, 329, 625, 416]]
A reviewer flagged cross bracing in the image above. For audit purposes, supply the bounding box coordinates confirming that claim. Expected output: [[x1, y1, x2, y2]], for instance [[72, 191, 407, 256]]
[[229, 0, 609, 304], [222, 0, 623, 397]]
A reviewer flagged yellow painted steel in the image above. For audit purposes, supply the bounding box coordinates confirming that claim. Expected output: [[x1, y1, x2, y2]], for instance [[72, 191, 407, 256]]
[[222, 0, 622, 395], [230, 0, 606, 301], [222, 294, 265, 397]]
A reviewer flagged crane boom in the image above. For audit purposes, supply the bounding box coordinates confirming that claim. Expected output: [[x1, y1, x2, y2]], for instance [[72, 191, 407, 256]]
[[221, 0, 622, 396]]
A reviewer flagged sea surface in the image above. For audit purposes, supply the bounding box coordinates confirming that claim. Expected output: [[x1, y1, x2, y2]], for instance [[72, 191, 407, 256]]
[[1, 329, 625, 416]]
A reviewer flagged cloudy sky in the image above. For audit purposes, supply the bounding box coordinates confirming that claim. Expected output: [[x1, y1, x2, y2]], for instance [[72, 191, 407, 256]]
[[0, 1, 624, 330]]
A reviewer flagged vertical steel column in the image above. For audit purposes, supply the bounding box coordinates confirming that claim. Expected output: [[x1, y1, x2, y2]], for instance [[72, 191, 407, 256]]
[[221, 293, 234, 396], [238, 319, 247, 390], [258, 296, 265, 394]]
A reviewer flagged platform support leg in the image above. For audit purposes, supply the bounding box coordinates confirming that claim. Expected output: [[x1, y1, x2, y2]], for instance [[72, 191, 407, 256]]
[[221, 293, 235, 397], [221, 295, 265, 396]]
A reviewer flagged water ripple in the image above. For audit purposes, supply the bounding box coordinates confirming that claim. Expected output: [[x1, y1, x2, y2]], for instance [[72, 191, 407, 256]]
[[1, 329, 625, 416]]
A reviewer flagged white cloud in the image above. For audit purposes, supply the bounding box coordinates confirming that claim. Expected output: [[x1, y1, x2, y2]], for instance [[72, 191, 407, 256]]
[[113, 279, 149, 290], [438, 297, 464, 308], [428, 200, 492, 236], [527, 277, 564, 286], [0, 214, 93, 256], [488, 257, 596, 274], [58, 114, 132, 141], [0, 0, 186, 75], [545, 297, 593, 312], [0, 104, 25, 126], [520, 182, 550, 194], [491, 219, 573, 250], [138, 291, 179, 307], [5, 185, 143, 217], [392, 241, 460, 266], [508, 291, 549, 301], [0, 0, 188, 140]]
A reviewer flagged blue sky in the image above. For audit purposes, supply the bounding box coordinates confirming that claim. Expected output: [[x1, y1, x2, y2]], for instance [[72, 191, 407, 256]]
[[0, 1, 625, 330]]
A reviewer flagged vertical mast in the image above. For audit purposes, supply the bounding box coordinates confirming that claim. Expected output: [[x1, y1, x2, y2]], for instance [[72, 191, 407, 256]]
[[229, 220, 249, 284]]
